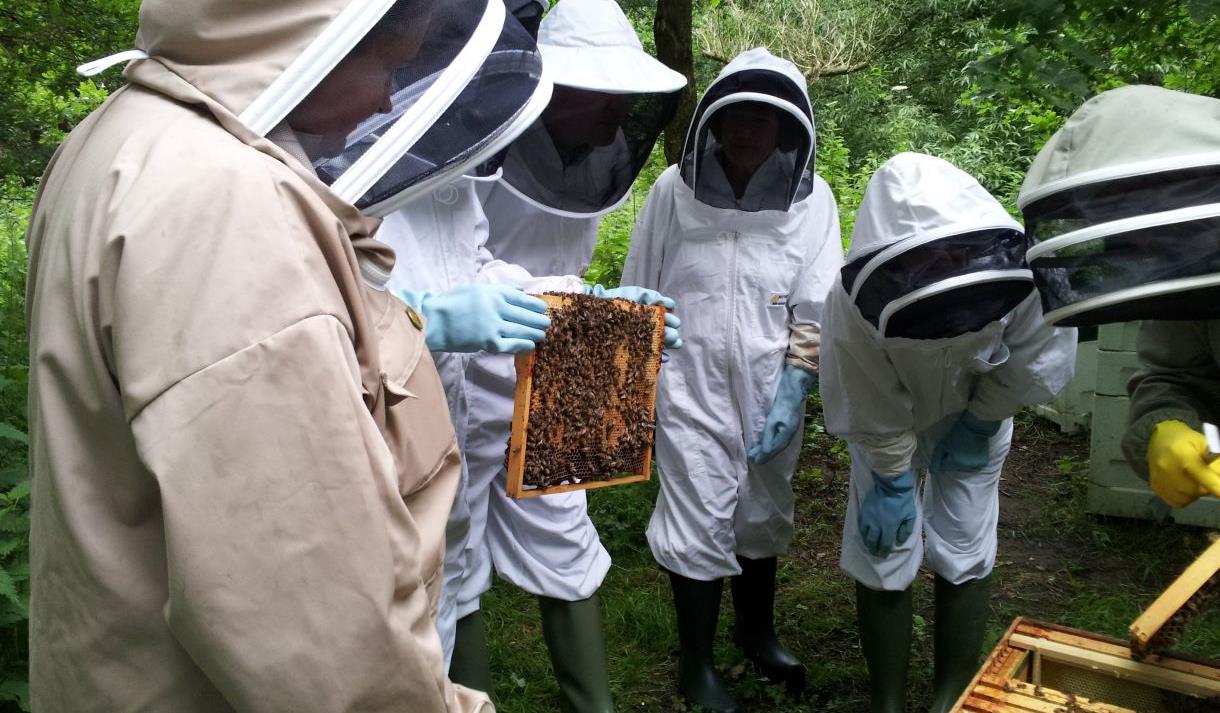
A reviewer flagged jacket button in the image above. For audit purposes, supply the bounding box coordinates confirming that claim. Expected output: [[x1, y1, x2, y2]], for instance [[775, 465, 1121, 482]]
[[404, 304, 424, 331]]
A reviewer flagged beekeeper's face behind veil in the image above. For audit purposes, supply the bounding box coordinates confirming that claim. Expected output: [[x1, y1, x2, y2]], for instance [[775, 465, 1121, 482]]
[[144, 0, 553, 218], [679, 47, 815, 213], [542, 86, 634, 150], [286, 5, 432, 148], [491, 0, 687, 217], [712, 101, 783, 187]]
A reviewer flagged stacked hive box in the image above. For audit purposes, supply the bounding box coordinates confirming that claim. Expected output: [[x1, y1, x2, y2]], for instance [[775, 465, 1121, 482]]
[[1086, 322, 1220, 527], [1033, 329, 1097, 434]]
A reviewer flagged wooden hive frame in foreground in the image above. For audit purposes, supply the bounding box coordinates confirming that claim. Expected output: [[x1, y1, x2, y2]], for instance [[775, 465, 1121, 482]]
[[950, 617, 1220, 712], [506, 293, 666, 499], [1129, 536, 1220, 660]]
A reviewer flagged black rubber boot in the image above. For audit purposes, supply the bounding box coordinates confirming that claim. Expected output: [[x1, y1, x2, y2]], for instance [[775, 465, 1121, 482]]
[[667, 569, 740, 713], [449, 610, 495, 699], [855, 581, 913, 713], [928, 574, 992, 713], [538, 594, 616, 713], [731, 556, 807, 694]]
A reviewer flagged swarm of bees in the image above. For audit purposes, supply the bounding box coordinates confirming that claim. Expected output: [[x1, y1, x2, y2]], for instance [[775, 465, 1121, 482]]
[[511, 292, 664, 490]]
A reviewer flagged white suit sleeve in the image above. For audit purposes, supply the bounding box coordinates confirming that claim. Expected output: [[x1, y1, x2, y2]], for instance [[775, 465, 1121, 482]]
[[966, 291, 1078, 422], [471, 196, 585, 293], [621, 168, 675, 291], [820, 284, 918, 475], [787, 179, 844, 374]]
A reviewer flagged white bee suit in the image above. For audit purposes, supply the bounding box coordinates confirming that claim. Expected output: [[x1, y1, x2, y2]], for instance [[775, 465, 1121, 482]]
[[623, 166, 842, 580], [460, 182, 609, 606], [620, 47, 842, 581], [820, 153, 1077, 591], [455, 0, 686, 607], [381, 177, 591, 659]]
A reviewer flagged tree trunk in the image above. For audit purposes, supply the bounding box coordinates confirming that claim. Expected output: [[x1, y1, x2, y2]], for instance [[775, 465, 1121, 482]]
[[653, 0, 695, 166]]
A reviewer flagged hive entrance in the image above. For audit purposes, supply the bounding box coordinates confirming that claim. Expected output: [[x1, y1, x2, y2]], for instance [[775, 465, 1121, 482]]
[[506, 293, 665, 498]]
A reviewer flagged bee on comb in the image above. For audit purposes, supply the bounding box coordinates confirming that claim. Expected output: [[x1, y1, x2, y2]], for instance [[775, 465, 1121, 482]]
[[505, 292, 666, 498]]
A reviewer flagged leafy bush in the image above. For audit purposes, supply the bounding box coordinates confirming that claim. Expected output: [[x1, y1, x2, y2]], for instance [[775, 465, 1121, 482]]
[[0, 183, 31, 711]]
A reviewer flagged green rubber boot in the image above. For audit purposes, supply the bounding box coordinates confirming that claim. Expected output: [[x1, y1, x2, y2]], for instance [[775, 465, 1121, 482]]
[[450, 610, 494, 699], [855, 581, 913, 713], [928, 574, 992, 713], [667, 570, 740, 713], [538, 594, 616, 713], [731, 556, 806, 694]]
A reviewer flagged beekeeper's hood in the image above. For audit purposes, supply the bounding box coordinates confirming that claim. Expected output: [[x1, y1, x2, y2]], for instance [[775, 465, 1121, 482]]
[[680, 47, 814, 212], [494, 0, 687, 217], [1019, 85, 1220, 326], [842, 152, 1032, 339], [82, 0, 552, 216]]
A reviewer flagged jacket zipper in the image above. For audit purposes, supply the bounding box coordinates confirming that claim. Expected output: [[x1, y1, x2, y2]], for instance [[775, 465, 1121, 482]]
[[727, 231, 741, 417]]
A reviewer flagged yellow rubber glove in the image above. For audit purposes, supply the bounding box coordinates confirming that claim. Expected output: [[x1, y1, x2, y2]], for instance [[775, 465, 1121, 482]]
[[1147, 420, 1220, 508]]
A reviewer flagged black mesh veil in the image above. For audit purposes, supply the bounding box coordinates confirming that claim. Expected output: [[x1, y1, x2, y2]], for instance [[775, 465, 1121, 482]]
[[494, 85, 680, 216], [1026, 212, 1220, 325], [844, 228, 1034, 338], [680, 68, 814, 212], [1022, 163, 1220, 325], [305, 0, 550, 215]]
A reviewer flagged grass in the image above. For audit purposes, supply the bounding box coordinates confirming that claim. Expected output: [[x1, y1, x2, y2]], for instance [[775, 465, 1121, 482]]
[[480, 398, 1220, 712]]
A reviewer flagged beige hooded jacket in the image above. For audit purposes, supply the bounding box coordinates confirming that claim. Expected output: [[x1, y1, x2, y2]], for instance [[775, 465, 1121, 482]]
[[26, 1, 491, 711]]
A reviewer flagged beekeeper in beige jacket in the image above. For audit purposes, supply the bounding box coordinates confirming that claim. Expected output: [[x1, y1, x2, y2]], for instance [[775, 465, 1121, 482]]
[[24, 0, 541, 710]]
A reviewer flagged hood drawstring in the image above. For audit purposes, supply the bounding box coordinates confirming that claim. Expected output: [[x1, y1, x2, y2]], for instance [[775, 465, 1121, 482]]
[[77, 50, 150, 77]]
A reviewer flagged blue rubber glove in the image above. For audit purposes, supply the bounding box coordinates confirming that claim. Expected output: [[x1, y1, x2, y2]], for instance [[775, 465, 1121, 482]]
[[584, 283, 682, 354], [396, 284, 551, 354], [931, 411, 1002, 473], [747, 365, 816, 464], [858, 469, 917, 557]]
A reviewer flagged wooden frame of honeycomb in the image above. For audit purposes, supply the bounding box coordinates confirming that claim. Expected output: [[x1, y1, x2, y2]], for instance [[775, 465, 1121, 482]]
[[505, 293, 666, 499], [1129, 536, 1220, 660], [951, 617, 1220, 712]]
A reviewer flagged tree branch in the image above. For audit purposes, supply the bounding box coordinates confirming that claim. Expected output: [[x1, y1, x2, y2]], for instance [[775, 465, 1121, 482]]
[[701, 50, 870, 81]]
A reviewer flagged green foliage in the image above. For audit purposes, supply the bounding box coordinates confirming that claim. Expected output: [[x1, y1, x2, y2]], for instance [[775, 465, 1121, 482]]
[[3, 0, 1220, 709], [974, 1, 1220, 109], [0, 0, 140, 184], [0, 183, 30, 711]]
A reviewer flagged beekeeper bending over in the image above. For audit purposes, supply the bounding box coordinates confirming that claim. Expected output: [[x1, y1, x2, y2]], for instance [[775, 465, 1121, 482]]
[[820, 152, 1076, 713], [24, 0, 536, 710], [1018, 85, 1220, 512]]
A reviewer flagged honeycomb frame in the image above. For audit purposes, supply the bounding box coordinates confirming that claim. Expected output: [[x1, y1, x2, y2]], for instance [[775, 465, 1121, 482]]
[[506, 293, 666, 499], [951, 617, 1220, 712]]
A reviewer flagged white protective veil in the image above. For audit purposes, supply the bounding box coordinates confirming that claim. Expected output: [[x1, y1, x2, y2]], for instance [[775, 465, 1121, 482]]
[[1020, 85, 1220, 326], [680, 47, 815, 212], [491, 0, 687, 217], [842, 152, 1033, 339], [299, 0, 553, 216]]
